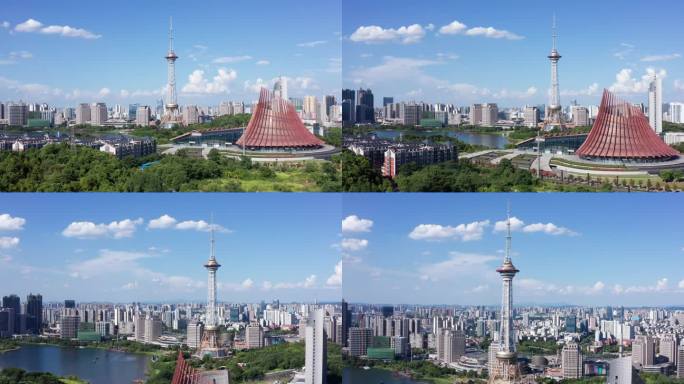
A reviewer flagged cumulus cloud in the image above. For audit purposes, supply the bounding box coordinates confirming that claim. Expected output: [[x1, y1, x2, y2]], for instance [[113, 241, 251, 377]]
[[243, 76, 319, 94], [147, 214, 177, 229], [342, 215, 373, 233], [640, 53, 681, 62], [98, 87, 111, 97], [212, 55, 252, 64], [350, 24, 427, 44], [561, 83, 600, 97], [256, 60, 270, 65], [15, 18, 101, 39], [263, 275, 318, 290], [493, 217, 525, 232], [439, 21, 467, 35], [675, 80, 684, 91], [494, 217, 578, 236], [1, 21, 9, 29], [409, 220, 490, 242], [438, 20, 523, 40], [0, 214, 26, 231], [326, 261, 342, 286], [341, 238, 368, 252], [610, 67, 666, 94], [62, 218, 143, 239], [182, 68, 237, 94], [297, 40, 327, 48], [0, 236, 19, 249], [147, 215, 230, 233], [419, 252, 498, 282]]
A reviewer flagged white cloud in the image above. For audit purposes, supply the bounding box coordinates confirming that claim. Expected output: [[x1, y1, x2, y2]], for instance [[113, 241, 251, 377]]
[[69, 250, 150, 278], [9, 51, 32, 60], [419, 252, 498, 282], [121, 281, 138, 290], [297, 40, 327, 48], [98, 87, 111, 97], [174, 219, 230, 233], [15, 18, 101, 39], [561, 83, 600, 97], [438, 21, 467, 35], [465, 26, 523, 40], [147, 214, 177, 229], [616, 278, 670, 294], [326, 261, 342, 287], [243, 78, 269, 93], [182, 68, 237, 94], [256, 60, 270, 65], [675, 80, 684, 91], [241, 278, 254, 290], [609, 67, 666, 94], [0, 214, 26, 231], [523, 222, 578, 236], [493, 217, 525, 232], [1, 21, 9, 29], [678, 280, 684, 289], [350, 24, 427, 44], [243, 76, 319, 95], [264, 275, 318, 290], [62, 218, 143, 239], [640, 53, 681, 62], [409, 220, 490, 242], [212, 55, 252, 64], [341, 238, 368, 252], [0, 236, 19, 249], [342, 215, 373, 233]]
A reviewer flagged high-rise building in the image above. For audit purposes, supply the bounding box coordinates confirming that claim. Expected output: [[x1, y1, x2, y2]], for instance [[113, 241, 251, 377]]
[[383, 97, 394, 107], [677, 344, 684, 378], [183, 105, 200, 126], [632, 335, 655, 368], [246, 323, 264, 349], [96, 321, 111, 337], [342, 89, 356, 126], [187, 321, 204, 349], [659, 334, 678, 366], [438, 329, 465, 364], [0, 308, 14, 338], [303, 96, 317, 120], [349, 327, 372, 357], [305, 309, 327, 384], [134, 315, 146, 342], [669, 102, 684, 124], [523, 106, 539, 127], [340, 300, 350, 347], [91, 103, 107, 126], [26, 294, 42, 334], [562, 341, 582, 379], [7, 103, 28, 127], [356, 88, 374, 124], [64, 300, 76, 309], [470, 104, 483, 125], [136, 106, 151, 127], [546, 16, 563, 127], [144, 316, 162, 343], [60, 315, 79, 339], [648, 74, 663, 133], [76, 103, 91, 125], [483, 103, 498, 126], [325, 95, 336, 118], [273, 76, 288, 100], [608, 356, 644, 384], [571, 106, 589, 126], [490, 208, 521, 383], [2, 295, 20, 335]]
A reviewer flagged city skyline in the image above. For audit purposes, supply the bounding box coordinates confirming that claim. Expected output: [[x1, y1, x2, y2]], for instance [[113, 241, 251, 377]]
[[342, 0, 684, 106], [0, 0, 341, 106], [342, 194, 684, 306], [0, 194, 341, 303]]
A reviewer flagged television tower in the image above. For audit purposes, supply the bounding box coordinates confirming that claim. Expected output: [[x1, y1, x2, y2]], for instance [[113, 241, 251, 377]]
[[198, 220, 227, 357], [489, 205, 521, 383], [162, 17, 180, 128], [546, 14, 563, 129]]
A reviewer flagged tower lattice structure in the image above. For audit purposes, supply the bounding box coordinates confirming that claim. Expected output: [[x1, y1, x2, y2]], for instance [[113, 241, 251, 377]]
[[198, 222, 227, 357], [162, 17, 181, 127], [545, 15, 563, 129]]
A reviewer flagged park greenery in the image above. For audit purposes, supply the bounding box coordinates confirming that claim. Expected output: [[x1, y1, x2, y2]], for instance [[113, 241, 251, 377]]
[[664, 121, 684, 133], [0, 144, 341, 192], [347, 356, 487, 384], [128, 113, 252, 144], [14, 336, 165, 355], [0, 368, 85, 384], [146, 342, 342, 384]]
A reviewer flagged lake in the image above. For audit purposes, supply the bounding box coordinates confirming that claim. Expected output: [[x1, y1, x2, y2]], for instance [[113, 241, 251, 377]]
[[343, 367, 429, 384], [0, 344, 150, 384], [372, 130, 509, 149]]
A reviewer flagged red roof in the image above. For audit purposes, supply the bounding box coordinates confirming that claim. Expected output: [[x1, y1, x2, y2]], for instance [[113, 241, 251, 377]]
[[171, 350, 201, 384], [576, 89, 679, 160], [236, 88, 324, 149]]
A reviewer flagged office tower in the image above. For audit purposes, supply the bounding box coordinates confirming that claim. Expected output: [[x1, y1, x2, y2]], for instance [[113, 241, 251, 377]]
[[128, 103, 139, 121], [356, 88, 374, 124], [340, 300, 350, 347], [0, 308, 14, 338], [303, 96, 317, 120], [669, 102, 684, 124], [64, 300, 76, 309], [470, 104, 483, 125], [383, 97, 394, 107], [400, 104, 420, 126], [677, 343, 684, 378], [246, 323, 264, 349], [571, 106, 589, 126], [608, 356, 644, 384], [2, 295, 20, 335], [7, 102, 28, 127], [76, 103, 91, 125], [134, 315, 146, 341], [490, 209, 521, 383], [523, 106, 539, 127], [0, 102, 4, 119], [96, 321, 111, 337], [659, 334, 677, 366], [136, 106, 151, 126], [632, 335, 655, 368], [161, 17, 181, 128], [562, 341, 582, 379], [144, 316, 161, 343], [183, 105, 200, 126], [649, 74, 663, 133], [90, 103, 107, 126], [483, 103, 498, 126], [349, 327, 372, 357], [305, 309, 327, 384], [26, 294, 42, 334], [187, 321, 204, 349], [60, 315, 79, 339], [325, 95, 336, 117], [273, 76, 288, 100], [342, 89, 356, 126], [546, 16, 563, 127], [438, 329, 465, 364]]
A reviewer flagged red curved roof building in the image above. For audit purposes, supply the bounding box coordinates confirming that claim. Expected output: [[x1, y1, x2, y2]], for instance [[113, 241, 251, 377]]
[[236, 88, 324, 150], [576, 89, 679, 161]]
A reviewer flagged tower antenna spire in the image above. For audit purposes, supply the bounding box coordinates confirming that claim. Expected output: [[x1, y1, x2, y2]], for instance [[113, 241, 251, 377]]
[[169, 16, 174, 52], [552, 13, 557, 51], [505, 201, 512, 263], [210, 213, 215, 261]]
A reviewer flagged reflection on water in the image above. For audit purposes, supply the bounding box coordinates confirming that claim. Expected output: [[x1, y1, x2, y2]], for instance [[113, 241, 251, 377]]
[[343, 367, 429, 384], [372, 130, 509, 149]]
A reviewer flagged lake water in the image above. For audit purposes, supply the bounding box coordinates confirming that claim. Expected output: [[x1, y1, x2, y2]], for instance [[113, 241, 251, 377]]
[[0, 344, 150, 384], [343, 367, 429, 384], [372, 130, 509, 149]]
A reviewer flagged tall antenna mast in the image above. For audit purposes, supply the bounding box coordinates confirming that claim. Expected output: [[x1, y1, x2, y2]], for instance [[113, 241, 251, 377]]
[[168, 16, 174, 52], [505, 202, 512, 263], [210, 213, 215, 261], [552, 13, 557, 51]]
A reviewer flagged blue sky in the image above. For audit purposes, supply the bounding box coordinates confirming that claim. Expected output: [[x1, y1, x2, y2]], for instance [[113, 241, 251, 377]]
[[342, 194, 684, 306], [0, 0, 340, 107], [342, 0, 684, 107], [0, 194, 341, 303]]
